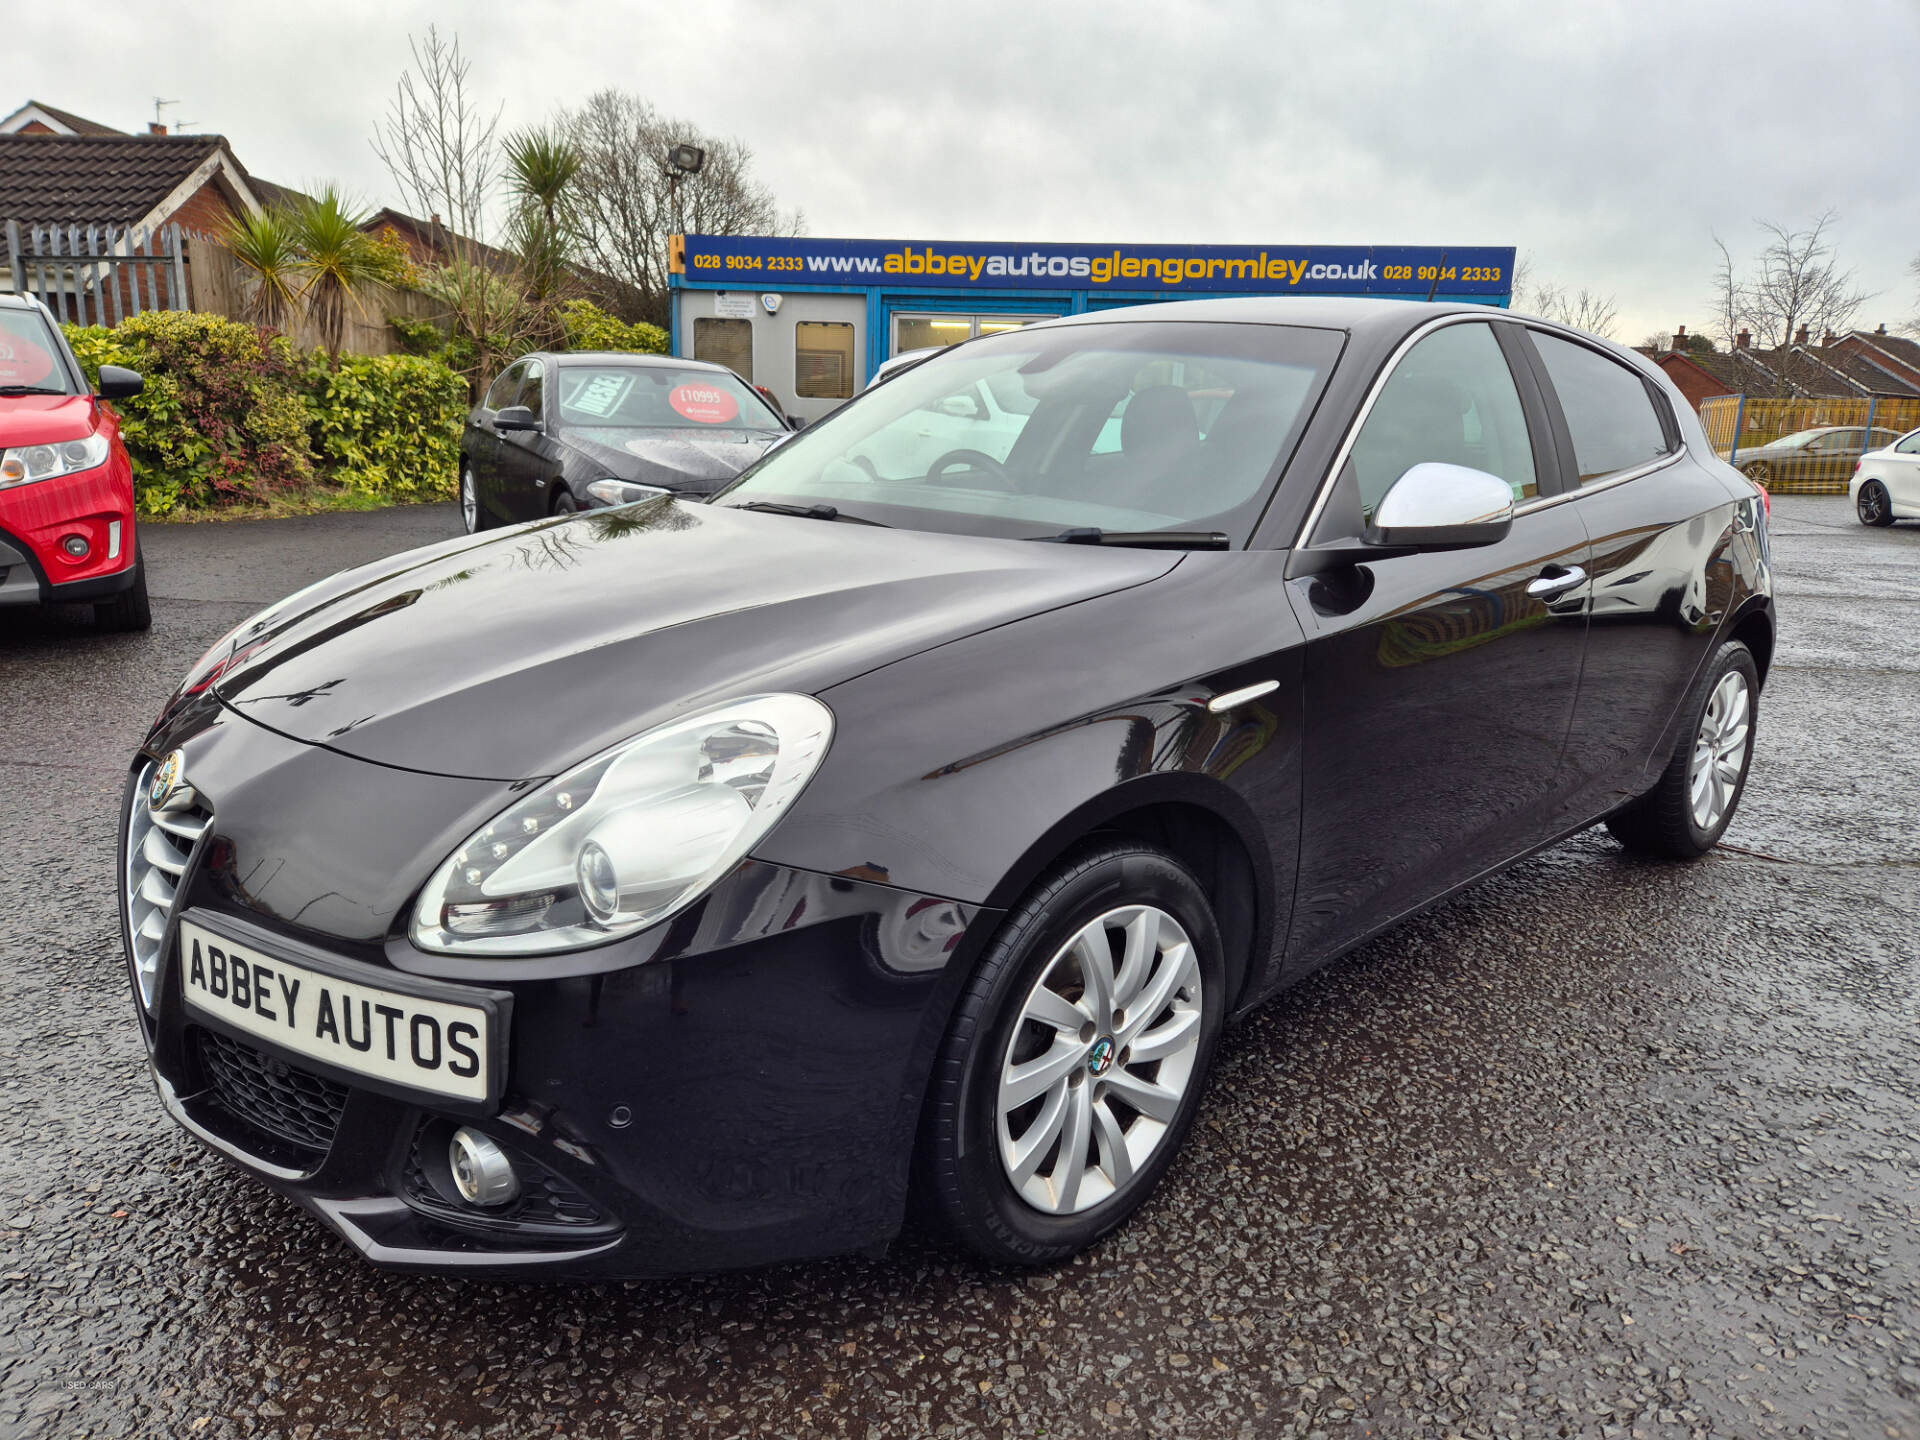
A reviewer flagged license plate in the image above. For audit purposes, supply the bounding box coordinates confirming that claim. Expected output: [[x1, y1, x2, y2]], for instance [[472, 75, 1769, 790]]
[[177, 919, 495, 1103]]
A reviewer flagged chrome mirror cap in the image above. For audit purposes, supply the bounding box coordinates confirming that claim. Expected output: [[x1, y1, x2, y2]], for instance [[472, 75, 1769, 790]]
[[1366, 462, 1516, 551]]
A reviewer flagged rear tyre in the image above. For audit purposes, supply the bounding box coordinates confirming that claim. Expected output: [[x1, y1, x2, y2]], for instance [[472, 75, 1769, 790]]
[[917, 842, 1225, 1267], [93, 553, 151, 632], [1857, 480, 1894, 527], [1605, 640, 1758, 860], [552, 488, 580, 516]]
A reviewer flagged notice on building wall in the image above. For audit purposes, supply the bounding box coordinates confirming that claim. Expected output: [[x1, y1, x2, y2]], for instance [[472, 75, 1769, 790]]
[[712, 293, 758, 319], [680, 236, 1515, 299]]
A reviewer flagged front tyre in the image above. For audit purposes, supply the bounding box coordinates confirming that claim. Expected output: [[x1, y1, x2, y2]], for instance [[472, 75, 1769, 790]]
[[918, 843, 1225, 1266], [1606, 640, 1759, 859], [1742, 461, 1773, 484], [93, 553, 151, 632], [1857, 480, 1894, 527]]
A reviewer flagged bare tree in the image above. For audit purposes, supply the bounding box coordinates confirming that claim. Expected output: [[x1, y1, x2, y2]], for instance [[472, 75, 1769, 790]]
[[1709, 211, 1873, 354], [1529, 282, 1621, 339], [562, 90, 803, 324], [1903, 253, 1920, 339], [370, 27, 537, 388]]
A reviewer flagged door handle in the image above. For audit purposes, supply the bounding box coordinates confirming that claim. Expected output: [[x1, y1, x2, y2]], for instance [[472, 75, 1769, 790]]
[[1526, 565, 1587, 597]]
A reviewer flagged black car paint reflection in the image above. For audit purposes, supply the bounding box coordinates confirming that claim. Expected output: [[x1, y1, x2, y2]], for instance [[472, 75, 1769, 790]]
[[125, 299, 1774, 1277]]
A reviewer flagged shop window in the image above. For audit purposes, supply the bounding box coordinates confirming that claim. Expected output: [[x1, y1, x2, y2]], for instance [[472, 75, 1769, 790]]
[[694, 317, 754, 383], [796, 322, 856, 400], [893, 313, 1042, 358]]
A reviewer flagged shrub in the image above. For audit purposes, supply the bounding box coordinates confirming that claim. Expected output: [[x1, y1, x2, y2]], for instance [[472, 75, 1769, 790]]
[[65, 312, 313, 514], [64, 314, 468, 515], [557, 298, 667, 355], [303, 352, 468, 499]]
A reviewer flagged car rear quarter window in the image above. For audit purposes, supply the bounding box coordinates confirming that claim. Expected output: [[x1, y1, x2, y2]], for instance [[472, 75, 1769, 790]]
[[1897, 431, 1920, 455], [1530, 332, 1673, 484]]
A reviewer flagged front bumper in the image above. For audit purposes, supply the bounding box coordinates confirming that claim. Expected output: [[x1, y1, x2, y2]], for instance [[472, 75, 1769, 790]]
[[123, 710, 994, 1278], [0, 462, 138, 606]]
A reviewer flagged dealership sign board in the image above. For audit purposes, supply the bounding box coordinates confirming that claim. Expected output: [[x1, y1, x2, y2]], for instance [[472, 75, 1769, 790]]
[[678, 235, 1515, 298]]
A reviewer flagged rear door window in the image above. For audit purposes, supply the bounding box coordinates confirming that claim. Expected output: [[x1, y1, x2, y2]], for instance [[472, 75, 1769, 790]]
[[1529, 332, 1673, 484]]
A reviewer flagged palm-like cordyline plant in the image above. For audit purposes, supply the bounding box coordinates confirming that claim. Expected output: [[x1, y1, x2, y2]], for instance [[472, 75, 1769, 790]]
[[292, 188, 404, 360], [219, 206, 304, 332], [504, 127, 581, 306]]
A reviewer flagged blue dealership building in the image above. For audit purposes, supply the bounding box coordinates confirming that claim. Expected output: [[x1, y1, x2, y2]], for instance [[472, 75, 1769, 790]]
[[668, 233, 1515, 422]]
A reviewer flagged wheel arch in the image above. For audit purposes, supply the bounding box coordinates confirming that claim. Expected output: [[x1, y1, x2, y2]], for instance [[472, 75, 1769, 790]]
[[980, 775, 1276, 1016], [1729, 602, 1774, 689]]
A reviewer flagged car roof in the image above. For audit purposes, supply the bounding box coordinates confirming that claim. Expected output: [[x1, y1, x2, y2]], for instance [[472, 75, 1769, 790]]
[[1042, 295, 1505, 340], [523, 351, 734, 372]]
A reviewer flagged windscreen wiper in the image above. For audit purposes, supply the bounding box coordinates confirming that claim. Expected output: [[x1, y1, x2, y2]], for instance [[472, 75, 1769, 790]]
[[735, 501, 889, 527], [1027, 527, 1230, 550], [0, 385, 65, 397]]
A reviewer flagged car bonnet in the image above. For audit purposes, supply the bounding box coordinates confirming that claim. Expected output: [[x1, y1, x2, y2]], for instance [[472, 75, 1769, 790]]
[[202, 500, 1178, 782]]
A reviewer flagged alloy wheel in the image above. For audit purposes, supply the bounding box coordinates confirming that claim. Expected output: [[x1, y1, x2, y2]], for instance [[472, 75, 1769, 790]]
[[996, 905, 1203, 1216], [1743, 461, 1771, 483], [1858, 482, 1890, 526], [460, 468, 478, 533], [1687, 670, 1751, 832]]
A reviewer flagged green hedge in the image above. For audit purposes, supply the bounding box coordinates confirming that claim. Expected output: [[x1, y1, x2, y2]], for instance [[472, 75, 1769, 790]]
[[64, 312, 465, 516], [557, 298, 668, 354], [303, 352, 468, 500]]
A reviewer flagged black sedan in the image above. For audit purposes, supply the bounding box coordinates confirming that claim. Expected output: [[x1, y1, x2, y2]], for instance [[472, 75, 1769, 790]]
[[124, 299, 1773, 1276], [458, 351, 789, 532]]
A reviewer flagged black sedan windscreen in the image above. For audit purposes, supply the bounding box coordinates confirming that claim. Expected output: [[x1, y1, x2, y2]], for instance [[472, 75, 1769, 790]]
[[554, 365, 782, 435], [717, 321, 1341, 543]]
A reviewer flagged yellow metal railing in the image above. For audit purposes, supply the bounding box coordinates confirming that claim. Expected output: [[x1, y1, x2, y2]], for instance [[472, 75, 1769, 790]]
[[1698, 395, 1920, 494]]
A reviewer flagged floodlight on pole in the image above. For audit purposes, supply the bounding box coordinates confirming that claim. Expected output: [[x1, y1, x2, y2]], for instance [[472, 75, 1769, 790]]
[[665, 144, 707, 242]]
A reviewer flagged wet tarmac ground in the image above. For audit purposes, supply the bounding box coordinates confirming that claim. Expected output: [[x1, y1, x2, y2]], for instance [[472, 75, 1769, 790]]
[[1, 496, 1915, 1439]]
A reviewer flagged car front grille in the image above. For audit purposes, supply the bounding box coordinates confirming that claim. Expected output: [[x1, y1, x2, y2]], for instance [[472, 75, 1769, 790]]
[[122, 759, 212, 1013], [193, 1026, 349, 1157]]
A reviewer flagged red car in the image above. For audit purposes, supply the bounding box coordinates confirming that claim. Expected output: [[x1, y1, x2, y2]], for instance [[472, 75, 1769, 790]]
[[0, 294, 148, 630]]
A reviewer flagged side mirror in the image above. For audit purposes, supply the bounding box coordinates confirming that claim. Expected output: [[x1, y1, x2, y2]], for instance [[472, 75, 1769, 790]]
[[97, 365, 144, 401], [1365, 462, 1514, 551], [494, 405, 539, 432]]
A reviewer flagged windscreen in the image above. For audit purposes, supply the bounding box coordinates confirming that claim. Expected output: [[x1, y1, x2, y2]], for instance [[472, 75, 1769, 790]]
[[0, 309, 76, 394], [554, 364, 782, 437], [715, 321, 1341, 544]]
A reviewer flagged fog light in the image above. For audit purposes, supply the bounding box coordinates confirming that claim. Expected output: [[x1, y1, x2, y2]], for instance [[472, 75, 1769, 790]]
[[62, 534, 90, 558], [449, 1126, 519, 1206]]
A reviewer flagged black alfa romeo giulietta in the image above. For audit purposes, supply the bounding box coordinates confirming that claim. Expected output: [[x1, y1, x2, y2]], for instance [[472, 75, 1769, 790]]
[[122, 298, 1774, 1276]]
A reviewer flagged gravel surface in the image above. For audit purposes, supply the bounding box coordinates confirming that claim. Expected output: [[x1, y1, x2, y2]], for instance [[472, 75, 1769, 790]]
[[1, 497, 1915, 1439]]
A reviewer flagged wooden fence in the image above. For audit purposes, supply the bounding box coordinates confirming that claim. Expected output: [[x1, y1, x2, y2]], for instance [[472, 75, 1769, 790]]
[[181, 234, 445, 355]]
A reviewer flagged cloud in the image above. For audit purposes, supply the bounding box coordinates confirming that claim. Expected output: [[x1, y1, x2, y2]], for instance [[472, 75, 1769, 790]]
[[14, 0, 1919, 341]]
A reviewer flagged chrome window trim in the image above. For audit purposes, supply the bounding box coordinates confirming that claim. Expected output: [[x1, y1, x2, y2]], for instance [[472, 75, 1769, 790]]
[[1510, 448, 1687, 516], [1293, 311, 1687, 551]]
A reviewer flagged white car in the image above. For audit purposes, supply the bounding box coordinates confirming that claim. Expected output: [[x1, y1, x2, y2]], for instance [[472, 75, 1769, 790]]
[[1850, 427, 1920, 526]]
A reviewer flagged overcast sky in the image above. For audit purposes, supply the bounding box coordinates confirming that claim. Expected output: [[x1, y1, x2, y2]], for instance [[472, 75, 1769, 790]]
[[16, 0, 1920, 344]]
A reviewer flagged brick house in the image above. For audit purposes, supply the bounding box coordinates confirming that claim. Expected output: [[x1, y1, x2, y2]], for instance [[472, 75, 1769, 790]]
[[0, 99, 265, 241], [1644, 322, 1920, 412]]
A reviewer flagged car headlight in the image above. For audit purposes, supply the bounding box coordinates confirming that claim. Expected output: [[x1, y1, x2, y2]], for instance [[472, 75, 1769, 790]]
[[411, 694, 834, 955], [0, 433, 110, 489], [584, 478, 670, 506]]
